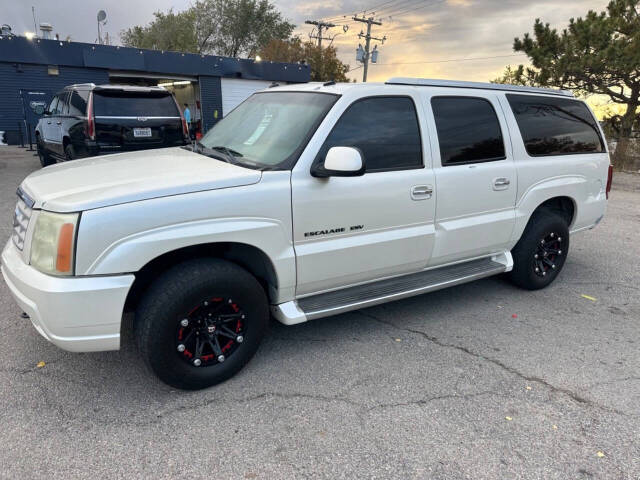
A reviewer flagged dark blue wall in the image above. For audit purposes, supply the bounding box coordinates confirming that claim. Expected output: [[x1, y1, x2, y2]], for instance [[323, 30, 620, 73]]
[[199, 76, 223, 133], [0, 62, 109, 139], [0, 36, 310, 82]]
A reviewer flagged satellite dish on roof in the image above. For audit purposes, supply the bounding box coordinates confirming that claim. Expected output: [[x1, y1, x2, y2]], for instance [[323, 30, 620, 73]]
[[97, 10, 107, 22]]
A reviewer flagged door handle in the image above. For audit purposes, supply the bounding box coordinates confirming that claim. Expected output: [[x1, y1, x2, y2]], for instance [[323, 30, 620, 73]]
[[46, 121, 51, 124], [493, 177, 510, 190], [411, 185, 433, 200], [56, 121, 62, 125]]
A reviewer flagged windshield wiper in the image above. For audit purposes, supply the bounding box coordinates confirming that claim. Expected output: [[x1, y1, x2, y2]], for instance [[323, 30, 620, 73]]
[[192, 142, 235, 164], [211, 146, 244, 158]]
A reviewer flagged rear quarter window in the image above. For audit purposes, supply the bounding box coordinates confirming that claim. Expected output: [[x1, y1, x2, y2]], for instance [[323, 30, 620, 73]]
[[93, 92, 180, 117], [506, 94, 604, 156]]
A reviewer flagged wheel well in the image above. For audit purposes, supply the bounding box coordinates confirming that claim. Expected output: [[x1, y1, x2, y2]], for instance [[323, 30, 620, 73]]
[[533, 196, 575, 227], [62, 136, 70, 148], [123, 243, 279, 313]]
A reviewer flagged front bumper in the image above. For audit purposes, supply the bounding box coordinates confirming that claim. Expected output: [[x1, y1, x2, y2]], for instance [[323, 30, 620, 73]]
[[1, 240, 134, 352]]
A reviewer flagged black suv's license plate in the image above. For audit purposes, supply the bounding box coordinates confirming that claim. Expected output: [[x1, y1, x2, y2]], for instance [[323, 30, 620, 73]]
[[133, 127, 152, 138]]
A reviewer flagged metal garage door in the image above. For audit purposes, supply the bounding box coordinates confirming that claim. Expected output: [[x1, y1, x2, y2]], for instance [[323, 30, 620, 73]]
[[221, 78, 271, 116]]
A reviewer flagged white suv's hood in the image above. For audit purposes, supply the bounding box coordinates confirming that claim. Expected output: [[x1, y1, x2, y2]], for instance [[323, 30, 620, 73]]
[[21, 147, 262, 212]]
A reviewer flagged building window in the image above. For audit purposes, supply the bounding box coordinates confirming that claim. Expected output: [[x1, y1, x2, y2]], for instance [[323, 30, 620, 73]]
[[47, 65, 59, 76]]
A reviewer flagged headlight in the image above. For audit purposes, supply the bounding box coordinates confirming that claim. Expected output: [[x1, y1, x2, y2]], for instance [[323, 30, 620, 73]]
[[30, 211, 79, 276]]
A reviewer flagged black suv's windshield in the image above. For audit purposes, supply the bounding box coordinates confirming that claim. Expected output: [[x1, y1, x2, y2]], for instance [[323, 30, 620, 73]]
[[198, 91, 338, 169]]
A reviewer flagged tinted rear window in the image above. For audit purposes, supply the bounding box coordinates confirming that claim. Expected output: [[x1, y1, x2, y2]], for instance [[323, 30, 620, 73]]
[[93, 92, 179, 117], [431, 96, 506, 165], [506, 94, 604, 156]]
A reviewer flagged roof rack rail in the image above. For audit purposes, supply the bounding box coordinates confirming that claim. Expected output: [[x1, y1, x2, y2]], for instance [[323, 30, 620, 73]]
[[386, 77, 574, 97], [66, 83, 96, 88]]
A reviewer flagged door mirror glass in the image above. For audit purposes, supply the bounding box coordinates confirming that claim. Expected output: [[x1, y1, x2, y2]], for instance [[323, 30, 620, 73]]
[[312, 146, 365, 177]]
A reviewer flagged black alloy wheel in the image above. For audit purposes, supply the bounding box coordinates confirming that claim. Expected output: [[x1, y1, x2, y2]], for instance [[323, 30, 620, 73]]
[[175, 297, 246, 367], [532, 231, 565, 279]]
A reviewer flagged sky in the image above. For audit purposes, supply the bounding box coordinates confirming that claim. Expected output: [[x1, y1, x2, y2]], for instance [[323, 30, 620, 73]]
[[1, 0, 611, 86]]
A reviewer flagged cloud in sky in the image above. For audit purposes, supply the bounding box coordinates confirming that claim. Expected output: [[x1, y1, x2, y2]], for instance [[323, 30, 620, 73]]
[[280, 0, 611, 82], [1, 0, 611, 83]]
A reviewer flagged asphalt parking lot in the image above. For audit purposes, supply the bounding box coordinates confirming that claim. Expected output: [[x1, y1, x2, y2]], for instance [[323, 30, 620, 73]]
[[0, 146, 638, 479]]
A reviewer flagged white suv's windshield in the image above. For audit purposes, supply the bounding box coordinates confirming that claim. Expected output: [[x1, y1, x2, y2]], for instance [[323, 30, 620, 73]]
[[198, 91, 338, 169]]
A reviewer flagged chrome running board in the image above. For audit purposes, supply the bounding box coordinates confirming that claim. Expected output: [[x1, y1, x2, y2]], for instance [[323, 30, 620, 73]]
[[271, 252, 512, 325]]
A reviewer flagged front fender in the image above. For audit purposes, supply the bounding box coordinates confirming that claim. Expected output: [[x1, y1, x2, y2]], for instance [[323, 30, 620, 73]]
[[86, 217, 294, 301], [74, 174, 296, 302]]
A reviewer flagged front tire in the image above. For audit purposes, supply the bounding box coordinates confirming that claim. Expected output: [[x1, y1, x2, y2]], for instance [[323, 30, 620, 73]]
[[64, 143, 78, 161], [508, 211, 570, 290], [37, 139, 55, 167], [135, 258, 269, 390]]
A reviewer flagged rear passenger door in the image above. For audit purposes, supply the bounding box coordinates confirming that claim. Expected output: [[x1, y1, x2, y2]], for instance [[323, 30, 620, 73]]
[[292, 94, 436, 296], [425, 93, 517, 266]]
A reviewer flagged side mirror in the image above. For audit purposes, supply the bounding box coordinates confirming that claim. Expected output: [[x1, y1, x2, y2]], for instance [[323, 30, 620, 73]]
[[311, 146, 365, 178], [34, 105, 45, 115]]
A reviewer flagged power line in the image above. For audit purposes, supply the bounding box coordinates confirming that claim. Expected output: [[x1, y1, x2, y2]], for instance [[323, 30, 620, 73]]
[[323, 0, 441, 23], [320, 0, 406, 22], [371, 53, 526, 66], [384, 0, 447, 20], [370, 0, 427, 18]]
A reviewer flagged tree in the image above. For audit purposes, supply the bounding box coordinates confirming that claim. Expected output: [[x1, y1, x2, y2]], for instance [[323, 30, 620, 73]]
[[495, 0, 640, 169], [121, 9, 198, 53], [492, 65, 539, 86], [121, 0, 294, 58], [258, 37, 351, 82], [195, 0, 294, 58]]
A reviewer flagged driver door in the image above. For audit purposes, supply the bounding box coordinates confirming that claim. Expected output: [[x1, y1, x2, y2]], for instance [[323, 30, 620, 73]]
[[291, 94, 437, 296]]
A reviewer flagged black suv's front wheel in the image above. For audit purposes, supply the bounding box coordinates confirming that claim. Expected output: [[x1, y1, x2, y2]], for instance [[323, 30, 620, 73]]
[[135, 258, 269, 390], [37, 138, 55, 167]]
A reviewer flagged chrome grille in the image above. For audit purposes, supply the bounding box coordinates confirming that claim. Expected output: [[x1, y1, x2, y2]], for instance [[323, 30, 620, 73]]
[[12, 188, 34, 251]]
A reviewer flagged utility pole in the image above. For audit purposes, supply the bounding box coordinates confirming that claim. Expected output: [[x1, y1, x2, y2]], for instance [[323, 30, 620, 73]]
[[305, 20, 338, 81], [305, 20, 336, 48], [353, 16, 385, 82]]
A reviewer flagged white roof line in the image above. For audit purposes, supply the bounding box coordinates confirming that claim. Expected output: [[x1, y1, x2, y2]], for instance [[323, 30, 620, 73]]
[[386, 77, 574, 97]]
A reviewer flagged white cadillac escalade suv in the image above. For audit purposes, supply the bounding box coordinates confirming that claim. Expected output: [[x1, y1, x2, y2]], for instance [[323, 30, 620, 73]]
[[2, 78, 612, 389]]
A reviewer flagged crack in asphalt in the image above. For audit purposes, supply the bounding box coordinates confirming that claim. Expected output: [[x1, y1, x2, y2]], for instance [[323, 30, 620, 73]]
[[0, 356, 67, 375], [585, 376, 640, 388], [138, 388, 508, 427], [355, 310, 635, 418], [365, 390, 501, 412]]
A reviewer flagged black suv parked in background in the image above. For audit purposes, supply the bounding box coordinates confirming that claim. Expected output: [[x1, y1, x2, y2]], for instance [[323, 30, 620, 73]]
[[35, 83, 189, 167]]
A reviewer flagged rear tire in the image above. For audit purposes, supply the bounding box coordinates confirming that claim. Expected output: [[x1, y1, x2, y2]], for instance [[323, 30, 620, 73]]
[[508, 211, 570, 290], [135, 258, 269, 390]]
